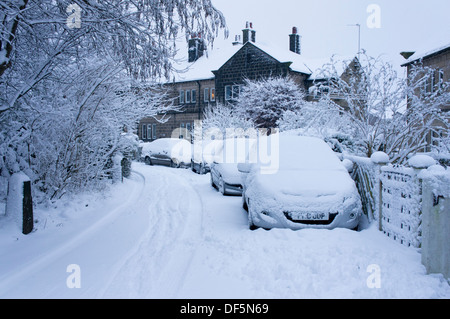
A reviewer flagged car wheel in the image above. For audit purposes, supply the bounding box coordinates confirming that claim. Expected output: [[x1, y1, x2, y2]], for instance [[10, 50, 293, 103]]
[[248, 211, 259, 231], [171, 160, 179, 168], [218, 176, 226, 195], [242, 194, 248, 212], [145, 156, 152, 166]]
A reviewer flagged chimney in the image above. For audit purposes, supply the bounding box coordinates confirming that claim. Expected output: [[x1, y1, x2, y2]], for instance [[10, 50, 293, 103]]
[[188, 32, 205, 63], [232, 35, 242, 46], [289, 27, 301, 55], [242, 21, 256, 44]]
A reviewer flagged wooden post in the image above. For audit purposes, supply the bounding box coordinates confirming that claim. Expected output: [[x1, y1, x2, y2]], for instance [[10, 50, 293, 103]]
[[22, 180, 33, 235], [6, 172, 34, 234]]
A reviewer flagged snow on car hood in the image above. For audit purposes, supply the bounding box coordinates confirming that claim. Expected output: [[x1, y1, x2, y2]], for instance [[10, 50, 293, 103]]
[[216, 163, 243, 185], [247, 168, 358, 209]]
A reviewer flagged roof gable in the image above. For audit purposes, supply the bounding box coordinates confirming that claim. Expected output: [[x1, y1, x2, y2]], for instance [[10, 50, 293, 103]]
[[401, 43, 450, 67]]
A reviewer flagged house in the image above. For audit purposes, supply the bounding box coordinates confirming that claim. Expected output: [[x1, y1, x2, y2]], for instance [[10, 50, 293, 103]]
[[401, 43, 450, 151], [138, 22, 359, 142]]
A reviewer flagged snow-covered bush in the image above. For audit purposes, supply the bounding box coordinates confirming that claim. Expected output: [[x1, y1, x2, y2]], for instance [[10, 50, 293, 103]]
[[201, 103, 255, 140], [235, 76, 306, 129]]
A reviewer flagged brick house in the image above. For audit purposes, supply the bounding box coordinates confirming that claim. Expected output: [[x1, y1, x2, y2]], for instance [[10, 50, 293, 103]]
[[401, 43, 450, 150], [138, 23, 358, 142]]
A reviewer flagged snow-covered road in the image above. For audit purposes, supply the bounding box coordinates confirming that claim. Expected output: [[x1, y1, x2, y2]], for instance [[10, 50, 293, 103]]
[[0, 163, 449, 299]]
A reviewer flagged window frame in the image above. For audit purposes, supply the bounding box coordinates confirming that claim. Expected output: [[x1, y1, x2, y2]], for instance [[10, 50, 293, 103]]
[[225, 85, 232, 101], [179, 90, 185, 104], [204, 88, 210, 102]]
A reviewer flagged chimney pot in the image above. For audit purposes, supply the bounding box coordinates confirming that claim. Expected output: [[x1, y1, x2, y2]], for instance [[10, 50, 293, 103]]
[[292, 27, 297, 34], [242, 22, 256, 43]]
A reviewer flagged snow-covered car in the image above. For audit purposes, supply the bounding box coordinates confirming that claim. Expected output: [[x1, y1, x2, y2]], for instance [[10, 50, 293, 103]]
[[191, 139, 223, 175], [141, 138, 192, 168], [210, 138, 255, 196], [238, 135, 362, 230]]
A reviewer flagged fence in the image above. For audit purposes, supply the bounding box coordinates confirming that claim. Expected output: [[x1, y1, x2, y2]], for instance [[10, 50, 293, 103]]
[[379, 166, 422, 248], [347, 152, 449, 278]]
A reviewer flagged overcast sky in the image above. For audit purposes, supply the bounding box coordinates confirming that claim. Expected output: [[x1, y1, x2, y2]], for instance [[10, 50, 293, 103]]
[[210, 0, 450, 73]]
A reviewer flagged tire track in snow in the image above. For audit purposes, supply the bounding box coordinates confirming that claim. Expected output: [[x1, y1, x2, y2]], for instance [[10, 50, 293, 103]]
[[0, 170, 147, 297], [99, 166, 205, 298]]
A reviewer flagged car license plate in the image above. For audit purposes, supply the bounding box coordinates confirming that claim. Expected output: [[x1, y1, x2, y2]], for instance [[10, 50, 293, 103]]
[[289, 212, 329, 221]]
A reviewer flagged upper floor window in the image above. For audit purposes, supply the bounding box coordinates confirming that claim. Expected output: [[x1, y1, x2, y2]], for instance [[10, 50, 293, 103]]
[[179, 90, 185, 104], [186, 90, 191, 103]]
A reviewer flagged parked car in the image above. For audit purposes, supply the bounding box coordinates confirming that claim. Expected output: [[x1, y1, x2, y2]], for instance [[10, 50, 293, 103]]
[[210, 138, 255, 196], [141, 138, 192, 168], [191, 139, 223, 175], [238, 135, 362, 230]]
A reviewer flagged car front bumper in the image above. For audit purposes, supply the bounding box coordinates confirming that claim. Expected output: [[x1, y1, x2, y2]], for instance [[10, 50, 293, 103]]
[[249, 205, 361, 230]]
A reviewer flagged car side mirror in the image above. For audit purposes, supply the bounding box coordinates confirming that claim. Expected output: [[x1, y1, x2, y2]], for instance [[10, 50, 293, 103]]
[[238, 163, 252, 173]]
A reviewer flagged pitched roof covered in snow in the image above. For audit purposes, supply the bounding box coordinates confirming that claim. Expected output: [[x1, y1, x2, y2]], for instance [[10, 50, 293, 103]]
[[165, 40, 355, 84], [401, 42, 450, 67], [168, 44, 243, 83]]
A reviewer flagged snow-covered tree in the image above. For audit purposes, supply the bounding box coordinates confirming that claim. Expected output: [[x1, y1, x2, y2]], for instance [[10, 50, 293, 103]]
[[316, 53, 449, 163], [201, 102, 255, 139], [235, 76, 306, 129], [0, 0, 227, 202]]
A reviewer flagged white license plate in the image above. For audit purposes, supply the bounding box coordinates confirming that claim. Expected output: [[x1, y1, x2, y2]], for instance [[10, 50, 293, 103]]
[[289, 212, 329, 221]]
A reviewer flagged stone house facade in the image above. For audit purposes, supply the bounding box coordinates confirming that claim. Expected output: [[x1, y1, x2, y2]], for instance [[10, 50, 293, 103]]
[[401, 44, 450, 150], [138, 23, 358, 142]]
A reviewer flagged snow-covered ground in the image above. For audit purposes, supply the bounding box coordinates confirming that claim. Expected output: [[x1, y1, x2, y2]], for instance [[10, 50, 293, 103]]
[[0, 163, 449, 299]]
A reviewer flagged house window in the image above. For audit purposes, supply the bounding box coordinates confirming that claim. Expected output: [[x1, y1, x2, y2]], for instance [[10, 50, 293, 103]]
[[186, 90, 191, 103], [204, 88, 210, 102], [211, 88, 215, 101], [142, 124, 147, 140], [225, 85, 232, 101], [232, 85, 241, 100], [179, 90, 185, 104], [438, 69, 444, 90], [186, 123, 191, 132], [191, 90, 196, 103], [152, 124, 157, 139], [147, 124, 152, 140]]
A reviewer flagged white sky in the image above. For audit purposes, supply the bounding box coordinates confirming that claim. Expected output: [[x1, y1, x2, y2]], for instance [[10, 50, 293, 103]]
[[209, 0, 450, 74]]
